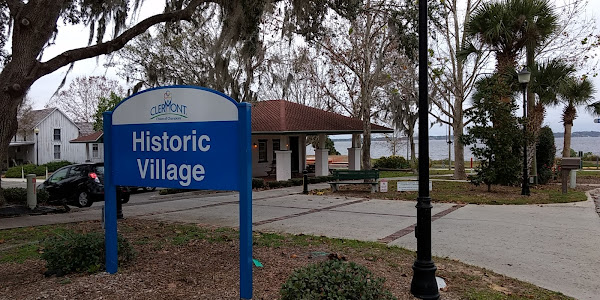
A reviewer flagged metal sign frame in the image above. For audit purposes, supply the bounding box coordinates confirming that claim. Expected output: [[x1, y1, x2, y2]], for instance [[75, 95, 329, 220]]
[[103, 86, 253, 299]]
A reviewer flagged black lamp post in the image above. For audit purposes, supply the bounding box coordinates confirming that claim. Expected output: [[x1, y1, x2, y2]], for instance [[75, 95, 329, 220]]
[[518, 67, 531, 196], [410, 0, 439, 298], [34, 128, 39, 166]]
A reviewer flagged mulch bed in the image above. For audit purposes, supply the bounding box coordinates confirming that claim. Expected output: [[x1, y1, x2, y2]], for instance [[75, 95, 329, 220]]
[[0, 219, 571, 300]]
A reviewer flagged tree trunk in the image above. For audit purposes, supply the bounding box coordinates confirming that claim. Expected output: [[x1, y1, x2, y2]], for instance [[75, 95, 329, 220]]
[[409, 132, 416, 164], [453, 121, 466, 179], [361, 97, 372, 170], [562, 104, 576, 157], [562, 122, 573, 157], [526, 45, 537, 181]]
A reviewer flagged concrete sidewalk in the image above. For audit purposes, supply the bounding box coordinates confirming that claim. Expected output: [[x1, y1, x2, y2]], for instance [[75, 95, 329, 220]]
[[0, 184, 599, 299]]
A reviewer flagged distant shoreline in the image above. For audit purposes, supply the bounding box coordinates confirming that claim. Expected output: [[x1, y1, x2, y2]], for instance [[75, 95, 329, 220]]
[[331, 131, 600, 142]]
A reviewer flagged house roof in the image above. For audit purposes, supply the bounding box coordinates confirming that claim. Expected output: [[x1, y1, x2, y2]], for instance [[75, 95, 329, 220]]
[[70, 131, 103, 143], [17, 107, 56, 130], [75, 122, 95, 136], [251, 100, 393, 134]]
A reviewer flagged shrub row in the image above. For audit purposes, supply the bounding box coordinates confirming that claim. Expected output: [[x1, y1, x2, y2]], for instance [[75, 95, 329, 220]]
[[1, 187, 49, 205], [157, 175, 335, 195], [4, 161, 72, 178], [252, 175, 334, 189]]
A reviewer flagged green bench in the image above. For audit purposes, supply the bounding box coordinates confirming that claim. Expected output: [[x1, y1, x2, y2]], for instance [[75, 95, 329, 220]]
[[329, 169, 380, 193]]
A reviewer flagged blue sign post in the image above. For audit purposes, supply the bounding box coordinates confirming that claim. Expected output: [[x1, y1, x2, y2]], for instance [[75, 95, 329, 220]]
[[103, 86, 253, 299]]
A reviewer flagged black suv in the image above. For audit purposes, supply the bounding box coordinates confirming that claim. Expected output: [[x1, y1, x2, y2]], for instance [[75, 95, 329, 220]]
[[38, 163, 130, 207]]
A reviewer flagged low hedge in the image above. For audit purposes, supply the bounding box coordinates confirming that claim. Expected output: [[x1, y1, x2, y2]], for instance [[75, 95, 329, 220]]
[[4, 161, 73, 178], [2, 187, 49, 204]]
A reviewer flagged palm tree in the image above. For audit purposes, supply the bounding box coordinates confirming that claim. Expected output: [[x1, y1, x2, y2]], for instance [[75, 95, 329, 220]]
[[463, 0, 557, 102], [529, 59, 575, 136], [555, 77, 596, 157]]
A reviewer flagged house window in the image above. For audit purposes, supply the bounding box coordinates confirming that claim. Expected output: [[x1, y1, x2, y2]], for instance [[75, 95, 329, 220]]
[[272, 139, 280, 162], [92, 144, 99, 158], [258, 139, 268, 162], [53, 129, 61, 141], [53, 145, 61, 159]]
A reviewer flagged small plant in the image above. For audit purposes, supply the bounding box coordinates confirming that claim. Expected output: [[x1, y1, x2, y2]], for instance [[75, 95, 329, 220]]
[[373, 156, 409, 169], [280, 260, 396, 300], [42, 231, 135, 275], [252, 178, 265, 189]]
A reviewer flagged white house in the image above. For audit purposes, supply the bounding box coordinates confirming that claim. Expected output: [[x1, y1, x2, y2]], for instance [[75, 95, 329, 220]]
[[6, 108, 103, 167]]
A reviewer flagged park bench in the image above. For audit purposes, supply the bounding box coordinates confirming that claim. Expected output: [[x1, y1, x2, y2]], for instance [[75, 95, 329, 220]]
[[329, 169, 380, 193]]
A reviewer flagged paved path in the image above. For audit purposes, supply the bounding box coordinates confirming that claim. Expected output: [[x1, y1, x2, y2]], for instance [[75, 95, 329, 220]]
[[1, 183, 599, 299]]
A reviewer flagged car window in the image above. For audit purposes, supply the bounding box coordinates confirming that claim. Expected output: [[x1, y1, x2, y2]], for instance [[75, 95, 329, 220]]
[[49, 167, 70, 183], [94, 166, 104, 175], [69, 165, 88, 177]]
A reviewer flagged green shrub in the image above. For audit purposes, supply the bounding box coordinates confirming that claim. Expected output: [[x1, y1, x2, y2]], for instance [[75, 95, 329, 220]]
[[536, 126, 556, 185], [1, 187, 49, 205], [583, 152, 599, 161], [308, 175, 334, 184], [43, 161, 73, 172], [280, 260, 396, 300], [267, 181, 282, 188], [2, 187, 27, 204], [37, 189, 50, 203], [252, 178, 265, 189], [290, 178, 304, 186], [42, 232, 135, 275], [5, 164, 45, 178], [373, 156, 409, 169]]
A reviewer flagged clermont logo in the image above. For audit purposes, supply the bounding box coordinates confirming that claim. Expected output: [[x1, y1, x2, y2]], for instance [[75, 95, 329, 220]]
[[149, 90, 188, 121]]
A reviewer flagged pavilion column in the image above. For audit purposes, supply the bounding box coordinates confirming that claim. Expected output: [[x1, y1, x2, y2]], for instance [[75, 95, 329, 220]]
[[275, 150, 292, 181], [348, 133, 361, 170], [315, 133, 329, 176]]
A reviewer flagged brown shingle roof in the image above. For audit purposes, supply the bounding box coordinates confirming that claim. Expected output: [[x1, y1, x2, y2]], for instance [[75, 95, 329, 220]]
[[251, 100, 392, 134], [70, 131, 103, 143]]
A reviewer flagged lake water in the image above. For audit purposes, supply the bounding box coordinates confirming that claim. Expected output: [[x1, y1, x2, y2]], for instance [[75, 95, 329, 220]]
[[307, 137, 600, 160]]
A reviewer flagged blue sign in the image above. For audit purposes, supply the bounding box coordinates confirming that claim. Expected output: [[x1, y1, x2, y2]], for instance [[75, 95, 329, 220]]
[[103, 86, 253, 299]]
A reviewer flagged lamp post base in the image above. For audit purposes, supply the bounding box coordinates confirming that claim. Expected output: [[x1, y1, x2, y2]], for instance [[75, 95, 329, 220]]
[[411, 260, 439, 300]]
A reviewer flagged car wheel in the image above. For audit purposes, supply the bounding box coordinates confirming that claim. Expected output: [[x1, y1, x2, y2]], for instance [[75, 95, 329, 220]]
[[143, 187, 156, 192], [121, 194, 130, 204], [76, 191, 93, 208]]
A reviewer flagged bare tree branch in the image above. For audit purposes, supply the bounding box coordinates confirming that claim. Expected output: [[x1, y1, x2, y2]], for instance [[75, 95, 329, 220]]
[[33, 0, 204, 80]]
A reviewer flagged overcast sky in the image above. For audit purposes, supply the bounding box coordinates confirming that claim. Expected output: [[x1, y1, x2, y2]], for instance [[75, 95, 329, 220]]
[[24, 0, 600, 136]]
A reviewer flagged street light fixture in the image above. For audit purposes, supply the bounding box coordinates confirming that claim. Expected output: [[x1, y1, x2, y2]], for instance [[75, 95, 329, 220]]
[[34, 127, 40, 166], [518, 66, 531, 196]]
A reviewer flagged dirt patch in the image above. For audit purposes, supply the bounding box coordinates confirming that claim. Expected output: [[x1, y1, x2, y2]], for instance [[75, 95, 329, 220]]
[[0, 219, 571, 300]]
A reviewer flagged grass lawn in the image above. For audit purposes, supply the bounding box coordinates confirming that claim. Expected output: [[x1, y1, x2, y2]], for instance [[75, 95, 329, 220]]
[[0, 219, 573, 299], [313, 180, 591, 205]]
